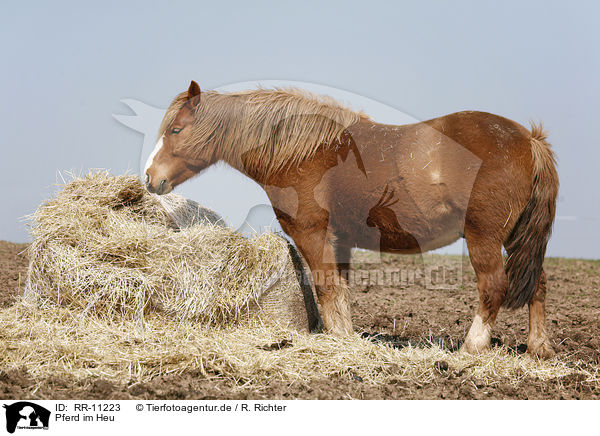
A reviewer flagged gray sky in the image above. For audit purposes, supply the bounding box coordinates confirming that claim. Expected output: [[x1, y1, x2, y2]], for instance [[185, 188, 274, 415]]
[[1, 1, 599, 258]]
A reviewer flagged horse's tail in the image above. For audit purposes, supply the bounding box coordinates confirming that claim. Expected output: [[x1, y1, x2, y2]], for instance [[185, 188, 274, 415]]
[[503, 123, 558, 309]]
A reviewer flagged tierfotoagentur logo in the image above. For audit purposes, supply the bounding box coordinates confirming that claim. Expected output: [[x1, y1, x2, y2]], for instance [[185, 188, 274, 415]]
[[2, 402, 50, 433]]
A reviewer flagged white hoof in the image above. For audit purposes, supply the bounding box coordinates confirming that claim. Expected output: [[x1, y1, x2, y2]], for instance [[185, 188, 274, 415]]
[[461, 314, 492, 354]]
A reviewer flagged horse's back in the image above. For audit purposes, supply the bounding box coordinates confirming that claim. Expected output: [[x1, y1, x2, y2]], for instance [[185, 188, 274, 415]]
[[425, 111, 533, 162]]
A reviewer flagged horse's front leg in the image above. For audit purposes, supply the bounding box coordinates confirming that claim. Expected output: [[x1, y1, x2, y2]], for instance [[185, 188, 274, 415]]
[[292, 227, 353, 336]]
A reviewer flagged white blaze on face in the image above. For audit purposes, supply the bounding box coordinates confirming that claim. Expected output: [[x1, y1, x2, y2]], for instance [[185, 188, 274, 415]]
[[144, 135, 165, 175]]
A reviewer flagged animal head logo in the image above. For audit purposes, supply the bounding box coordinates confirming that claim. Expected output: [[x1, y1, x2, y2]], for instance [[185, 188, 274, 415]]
[[367, 184, 400, 230], [3, 402, 50, 433]]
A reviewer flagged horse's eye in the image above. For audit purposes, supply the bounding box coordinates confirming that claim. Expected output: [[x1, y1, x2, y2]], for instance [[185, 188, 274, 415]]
[[171, 127, 183, 134]]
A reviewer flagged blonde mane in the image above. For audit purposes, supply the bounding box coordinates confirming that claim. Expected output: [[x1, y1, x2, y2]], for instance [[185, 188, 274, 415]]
[[159, 87, 362, 177]]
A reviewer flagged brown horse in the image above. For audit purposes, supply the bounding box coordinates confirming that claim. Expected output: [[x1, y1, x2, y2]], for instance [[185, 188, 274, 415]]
[[145, 81, 558, 358]]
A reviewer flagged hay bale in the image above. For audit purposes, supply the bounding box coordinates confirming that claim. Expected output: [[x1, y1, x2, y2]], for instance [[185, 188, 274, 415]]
[[25, 171, 320, 332]]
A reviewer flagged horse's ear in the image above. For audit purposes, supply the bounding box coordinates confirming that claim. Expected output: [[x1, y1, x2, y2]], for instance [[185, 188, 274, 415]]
[[188, 80, 201, 98], [187, 81, 201, 107]]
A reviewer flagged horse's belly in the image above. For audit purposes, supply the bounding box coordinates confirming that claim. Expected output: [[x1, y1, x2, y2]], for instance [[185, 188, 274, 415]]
[[353, 218, 463, 254], [412, 222, 463, 252]]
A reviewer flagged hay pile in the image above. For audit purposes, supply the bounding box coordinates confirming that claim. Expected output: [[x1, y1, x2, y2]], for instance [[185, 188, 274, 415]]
[[24, 171, 316, 331]]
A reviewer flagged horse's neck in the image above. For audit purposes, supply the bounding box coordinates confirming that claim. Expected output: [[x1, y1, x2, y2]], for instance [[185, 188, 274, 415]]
[[216, 137, 266, 186], [223, 153, 273, 188]]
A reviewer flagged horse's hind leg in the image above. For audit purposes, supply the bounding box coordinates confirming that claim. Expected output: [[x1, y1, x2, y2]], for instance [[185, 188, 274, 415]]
[[461, 234, 507, 354], [527, 269, 555, 358]]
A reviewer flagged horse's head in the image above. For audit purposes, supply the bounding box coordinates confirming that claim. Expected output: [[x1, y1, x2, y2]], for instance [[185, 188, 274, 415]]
[[145, 81, 213, 194]]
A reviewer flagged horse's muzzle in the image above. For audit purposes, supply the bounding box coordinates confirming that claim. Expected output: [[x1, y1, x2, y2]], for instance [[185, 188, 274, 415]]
[[145, 174, 169, 195]]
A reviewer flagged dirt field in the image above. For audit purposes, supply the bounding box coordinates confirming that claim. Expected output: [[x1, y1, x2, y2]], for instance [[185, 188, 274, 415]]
[[1, 240, 599, 399]]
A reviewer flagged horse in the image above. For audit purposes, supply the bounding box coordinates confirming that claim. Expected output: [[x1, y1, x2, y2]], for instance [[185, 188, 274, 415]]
[[145, 80, 558, 358]]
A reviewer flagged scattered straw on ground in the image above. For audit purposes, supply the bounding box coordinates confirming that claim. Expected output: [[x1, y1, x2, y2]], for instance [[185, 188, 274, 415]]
[[0, 300, 582, 389]]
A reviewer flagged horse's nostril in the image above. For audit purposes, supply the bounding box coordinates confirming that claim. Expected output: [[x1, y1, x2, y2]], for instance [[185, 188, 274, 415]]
[[159, 179, 167, 194], [145, 173, 150, 185]]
